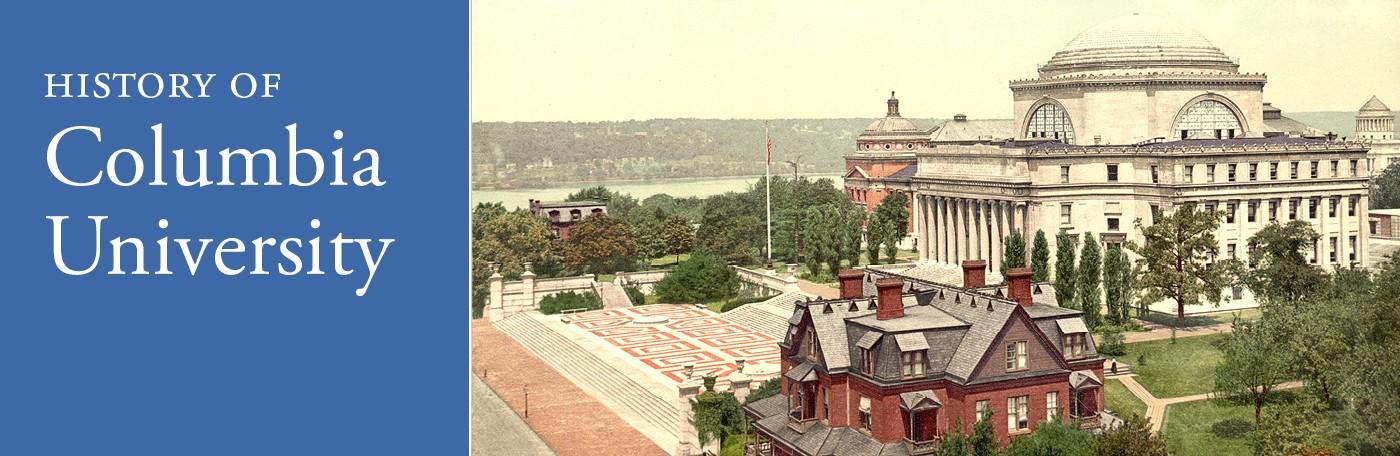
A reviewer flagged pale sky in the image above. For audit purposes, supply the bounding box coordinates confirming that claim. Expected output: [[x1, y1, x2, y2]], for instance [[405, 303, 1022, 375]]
[[470, 0, 1400, 122]]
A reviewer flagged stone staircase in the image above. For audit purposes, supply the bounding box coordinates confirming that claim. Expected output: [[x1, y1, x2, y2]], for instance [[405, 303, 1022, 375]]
[[493, 313, 678, 451], [594, 281, 634, 309], [721, 291, 809, 339]]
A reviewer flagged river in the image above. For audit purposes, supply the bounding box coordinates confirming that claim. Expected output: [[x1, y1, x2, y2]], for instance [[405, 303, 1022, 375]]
[[472, 174, 844, 210]]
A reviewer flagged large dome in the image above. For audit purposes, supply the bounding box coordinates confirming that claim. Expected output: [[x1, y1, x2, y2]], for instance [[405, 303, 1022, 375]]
[[1039, 14, 1238, 77]]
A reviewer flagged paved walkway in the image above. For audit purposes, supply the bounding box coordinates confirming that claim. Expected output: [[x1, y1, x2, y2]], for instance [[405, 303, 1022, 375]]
[[472, 320, 669, 456], [1101, 321, 1233, 344], [471, 372, 555, 456], [794, 278, 839, 299], [1115, 374, 1305, 432], [595, 281, 633, 309]]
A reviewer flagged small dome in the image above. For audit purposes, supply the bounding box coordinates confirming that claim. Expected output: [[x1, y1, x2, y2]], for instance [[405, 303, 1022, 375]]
[[1360, 95, 1391, 113], [859, 92, 925, 141], [1040, 14, 1237, 77]]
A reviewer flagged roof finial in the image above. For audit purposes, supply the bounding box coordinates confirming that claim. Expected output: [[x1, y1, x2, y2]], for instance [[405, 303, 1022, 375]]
[[887, 91, 900, 117]]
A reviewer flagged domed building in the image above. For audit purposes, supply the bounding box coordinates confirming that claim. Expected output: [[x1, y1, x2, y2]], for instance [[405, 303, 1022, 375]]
[[904, 14, 1370, 301], [1358, 95, 1400, 179], [844, 92, 925, 237]]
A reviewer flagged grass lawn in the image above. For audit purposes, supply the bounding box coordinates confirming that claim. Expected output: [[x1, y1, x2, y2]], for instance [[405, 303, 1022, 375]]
[[1117, 333, 1228, 398], [649, 253, 691, 268], [1162, 398, 1256, 456], [719, 433, 748, 456], [1140, 308, 1261, 328], [595, 273, 616, 283], [1104, 378, 1147, 420]]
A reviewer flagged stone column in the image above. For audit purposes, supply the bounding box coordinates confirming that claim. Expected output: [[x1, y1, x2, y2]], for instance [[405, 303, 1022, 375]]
[[488, 262, 505, 321], [677, 378, 702, 456], [918, 195, 930, 262], [953, 198, 963, 263], [520, 262, 536, 312], [729, 372, 752, 403], [938, 197, 948, 263]]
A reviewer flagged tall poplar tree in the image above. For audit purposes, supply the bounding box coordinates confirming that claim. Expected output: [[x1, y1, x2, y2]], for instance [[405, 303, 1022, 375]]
[[1001, 229, 1027, 282], [1031, 229, 1051, 282], [1127, 205, 1242, 321], [1103, 242, 1128, 325], [1054, 231, 1078, 309], [1077, 232, 1103, 329]]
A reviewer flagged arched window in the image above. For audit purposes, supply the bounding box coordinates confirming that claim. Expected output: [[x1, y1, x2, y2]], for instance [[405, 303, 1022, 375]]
[[1026, 103, 1075, 144], [1176, 100, 1242, 140]]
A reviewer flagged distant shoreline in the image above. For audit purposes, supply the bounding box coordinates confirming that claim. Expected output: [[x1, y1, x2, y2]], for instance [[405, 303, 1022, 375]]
[[470, 171, 845, 192]]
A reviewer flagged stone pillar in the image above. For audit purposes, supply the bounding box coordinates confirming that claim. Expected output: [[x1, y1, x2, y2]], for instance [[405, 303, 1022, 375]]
[[957, 198, 967, 263], [488, 262, 505, 321], [730, 371, 752, 403], [971, 200, 982, 261], [935, 197, 945, 263], [677, 378, 702, 456], [520, 262, 536, 312]]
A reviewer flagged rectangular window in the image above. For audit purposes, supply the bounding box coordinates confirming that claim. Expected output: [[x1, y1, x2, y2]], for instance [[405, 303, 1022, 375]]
[[1329, 197, 1338, 217], [1289, 200, 1298, 220], [1311, 161, 1319, 179], [1248, 202, 1257, 222], [976, 400, 990, 423], [1184, 165, 1194, 183], [1061, 165, 1070, 184], [1349, 197, 1357, 216], [1249, 163, 1258, 181], [1207, 164, 1216, 182], [1228, 243, 1237, 259], [1330, 237, 1338, 263], [1107, 164, 1119, 182], [1150, 204, 1160, 223], [1151, 165, 1159, 183], [1008, 396, 1030, 431], [1351, 236, 1358, 261], [1107, 217, 1120, 231], [1312, 239, 1319, 264], [1331, 160, 1339, 177], [1205, 203, 1215, 215], [1047, 392, 1059, 418], [1269, 201, 1278, 221], [1061, 204, 1072, 225], [901, 350, 927, 378], [1291, 162, 1299, 179], [1062, 333, 1085, 358], [1309, 199, 1318, 219], [860, 348, 873, 375], [1226, 203, 1236, 223], [1248, 245, 1257, 269], [1233, 286, 1243, 300], [859, 396, 872, 431], [1228, 164, 1237, 182], [1271, 162, 1279, 180], [1352, 159, 1360, 176], [1006, 341, 1028, 371]]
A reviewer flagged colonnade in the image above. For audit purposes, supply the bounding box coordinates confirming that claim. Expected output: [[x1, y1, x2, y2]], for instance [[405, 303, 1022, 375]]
[[915, 194, 1030, 278]]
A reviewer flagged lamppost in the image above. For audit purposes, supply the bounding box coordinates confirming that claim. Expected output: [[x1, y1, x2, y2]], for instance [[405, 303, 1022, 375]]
[[786, 160, 800, 265]]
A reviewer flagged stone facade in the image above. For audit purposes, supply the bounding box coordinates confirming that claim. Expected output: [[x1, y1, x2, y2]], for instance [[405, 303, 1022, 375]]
[[528, 199, 607, 240]]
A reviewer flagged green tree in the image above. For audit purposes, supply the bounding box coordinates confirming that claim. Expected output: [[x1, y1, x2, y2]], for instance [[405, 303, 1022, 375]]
[[743, 377, 781, 405], [1215, 318, 1290, 425], [1004, 418, 1094, 456], [800, 204, 842, 277], [632, 207, 669, 260], [660, 216, 695, 265], [1336, 257, 1400, 454], [1077, 232, 1103, 329], [1126, 205, 1242, 321], [471, 210, 554, 317], [695, 193, 762, 265], [1054, 231, 1078, 310], [838, 202, 866, 269], [1369, 160, 1400, 209], [1002, 229, 1027, 282], [1251, 397, 1343, 456], [940, 419, 972, 456], [970, 411, 1000, 456], [1243, 221, 1328, 309], [561, 214, 637, 274], [566, 186, 639, 219], [870, 192, 910, 264], [654, 254, 740, 303], [471, 201, 508, 241], [1031, 229, 1051, 282], [1103, 242, 1129, 325], [1093, 414, 1166, 456], [538, 291, 602, 314]]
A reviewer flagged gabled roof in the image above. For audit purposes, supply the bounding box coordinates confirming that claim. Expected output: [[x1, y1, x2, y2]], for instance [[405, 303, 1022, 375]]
[[899, 390, 941, 412], [845, 166, 871, 179], [886, 164, 917, 181], [929, 119, 1015, 143], [1361, 95, 1391, 113]]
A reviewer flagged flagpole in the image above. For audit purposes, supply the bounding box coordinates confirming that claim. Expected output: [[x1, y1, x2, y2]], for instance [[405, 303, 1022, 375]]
[[765, 121, 773, 268]]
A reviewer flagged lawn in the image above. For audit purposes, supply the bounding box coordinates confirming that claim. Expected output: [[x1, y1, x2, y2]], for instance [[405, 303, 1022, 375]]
[[649, 253, 691, 268], [1104, 378, 1147, 420], [1162, 398, 1256, 456], [1116, 333, 1228, 398], [1140, 308, 1261, 328]]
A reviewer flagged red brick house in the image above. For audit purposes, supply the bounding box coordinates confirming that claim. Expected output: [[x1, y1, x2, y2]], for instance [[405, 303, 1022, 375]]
[[743, 261, 1107, 455], [528, 199, 607, 240], [844, 93, 924, 236]]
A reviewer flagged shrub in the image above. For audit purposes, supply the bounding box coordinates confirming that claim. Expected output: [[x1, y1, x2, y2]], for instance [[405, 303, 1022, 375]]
[[538, 291, 602, 315], [654, 254, 739, 303], [1098, 332, 1127, 356], [719, 295, 774, 313], [623, 285, 646, 305]]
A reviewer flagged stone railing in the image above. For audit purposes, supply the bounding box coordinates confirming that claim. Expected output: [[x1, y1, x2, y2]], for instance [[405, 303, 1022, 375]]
[[616, 269, 671, 294], [732, 265, 800, 295], [486, 262, 596, 321], [904, 437, 942, 455]]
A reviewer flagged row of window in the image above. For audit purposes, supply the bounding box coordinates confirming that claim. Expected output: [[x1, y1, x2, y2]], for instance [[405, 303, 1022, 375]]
[[974, 392, 1071, 433], [1057, 196, 1359, 229], [1056, 159, 1363, 185], [1027, 99, 1243, 144], [1222, 235, 1359, 266], [860, 142, 924, 151]]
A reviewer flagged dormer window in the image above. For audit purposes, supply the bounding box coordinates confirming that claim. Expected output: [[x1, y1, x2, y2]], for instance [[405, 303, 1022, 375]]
[[1005, 341, 1028, 371], [860, 348, 874, 375], [1063, 333, 1087, 359], [800, 329, 818, 360], [901, 350, 927, 378], [1057, 318, 1090, 359]]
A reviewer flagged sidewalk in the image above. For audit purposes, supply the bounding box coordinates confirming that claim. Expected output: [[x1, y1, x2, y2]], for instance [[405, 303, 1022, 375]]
[[1116, 374, 1305, 432], [794, 278, 839, 299], [472, 320, 669, 456], [471, 372, 555, 455]]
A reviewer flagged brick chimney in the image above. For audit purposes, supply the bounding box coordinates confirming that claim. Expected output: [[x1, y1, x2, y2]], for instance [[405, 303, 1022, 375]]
[[961, 260, 987, 288], [1007, 267, 1033, 307], [875, 278, 904, 320], [838, 269, 865, 299], [528, 199, 540, 214]]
